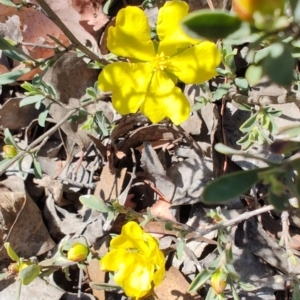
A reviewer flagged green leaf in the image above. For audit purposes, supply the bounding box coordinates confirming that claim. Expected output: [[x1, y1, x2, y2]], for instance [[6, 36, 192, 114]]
[[234, 77, 249, 91], [33, 158, 42, 179], [89, 282, 122, 292], [254, 47, 270, 64], [230, 284, 240, 300], [263, 42, 295, 86], [0, 271, 8, 281], [0, 36, 33, 62], [216, 68, 232, 76], [212, 84, 231, 101], [205, 287, 218, 300], [38, 109, 49, 127], [19, 95, 45, 107], [290, 0, 300, 22], [203, 169, 262, 204], [188, 269, 212, 293], [102, 0, 115, 14], [270, 140, 300, 154], [245, 64, 264, 86], [176, 238, 185, 259], [181, 10, 243, 40], [224, 264, 239, 280], [0, 68, 31, 85], [239, 113, 257, 133], [268, 190, 289, 211], [4, 242, 20, 262], [79, 195, 111, 212], [277, 124, 300, 139], [4, 128, 18, 148], [19, 264, 40, 285], [86, 87, 97, 99], [264, 106, 282, 116], [0, 0, 17, 6], [238, 281, 256, 291], [39, 256, 74, 268], [216, 141, 268, 158]]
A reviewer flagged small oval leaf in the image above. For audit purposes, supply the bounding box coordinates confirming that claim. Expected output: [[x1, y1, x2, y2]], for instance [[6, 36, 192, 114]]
[[263, 42, 295, 86], [19, 95, 45, 107], [4, 242, 19, 262], [182, 10, 243, 40], [268, 190, 289, 211], [189, 269, 212, 293], [203, 169, 262, 204], [19, 264, 40, 285], [79, 195, 111, 212]]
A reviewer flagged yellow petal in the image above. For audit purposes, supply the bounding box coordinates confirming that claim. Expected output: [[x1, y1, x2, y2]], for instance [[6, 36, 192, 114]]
[[157, 0, 201, 56], [152, 249, 165, 285], [121, 221, 143, 238], [111, 222, 158, 256], [141, 70, 190, 125], [167, 41, 221, 84], [98, 62, 153, 115], [107, 6, 155, 61], [117, 256, 153, 299], [100, 249, 127, 271]]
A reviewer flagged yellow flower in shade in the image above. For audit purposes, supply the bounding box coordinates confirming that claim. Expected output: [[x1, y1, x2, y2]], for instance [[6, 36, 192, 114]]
[[100, 221, 165, 299], [98, 0, 221, 125]]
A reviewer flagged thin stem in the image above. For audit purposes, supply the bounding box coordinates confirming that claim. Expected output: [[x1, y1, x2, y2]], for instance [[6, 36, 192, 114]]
[[206, 0, 215, 10], [34, 0, 105, 63], [0, 95, 109, 176], [186, 204, 275, 241]]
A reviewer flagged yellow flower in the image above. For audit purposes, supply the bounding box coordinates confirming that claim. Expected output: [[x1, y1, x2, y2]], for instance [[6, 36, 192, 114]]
[[100, 221, 165, 299], [98, 0, 221, 125]]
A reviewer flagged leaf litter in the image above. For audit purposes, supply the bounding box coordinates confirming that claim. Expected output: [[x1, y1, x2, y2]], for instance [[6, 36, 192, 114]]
[[0, 0, 300, 299]]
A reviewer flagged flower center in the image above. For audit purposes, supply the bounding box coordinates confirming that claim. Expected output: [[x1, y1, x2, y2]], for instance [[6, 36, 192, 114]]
[[152, 52, 169, 71]]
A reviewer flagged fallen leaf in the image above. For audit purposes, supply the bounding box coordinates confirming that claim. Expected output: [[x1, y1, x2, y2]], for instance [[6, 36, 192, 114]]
[[0, 97, 41, 130], [71, 0, 108, 32], [43, 52, 99, 150], [0, 177, 55, 261], [155, 266, 203, 300]]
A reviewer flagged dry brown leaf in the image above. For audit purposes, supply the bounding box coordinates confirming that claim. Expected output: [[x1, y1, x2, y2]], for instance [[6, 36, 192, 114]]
[[0, 64, 9, 74], [86, 258, 106, 300], [0, 177, 55, 261], [0, 4, 69, 59], [43, 52, 99, 150], [155, 266, 203, 300], [94, 164, 127, 202], [0, 0, 107, 80], [0, 97, 41, 130], [149, 197, 176, 222], [71, 0, 108, 32]]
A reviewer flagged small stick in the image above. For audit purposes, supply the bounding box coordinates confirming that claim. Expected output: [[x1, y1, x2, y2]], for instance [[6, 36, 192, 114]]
[[34, 0, 105, 63], [0, 96, 109, 176], [206, 0, 215, 10], [186, 204, 275, 240]]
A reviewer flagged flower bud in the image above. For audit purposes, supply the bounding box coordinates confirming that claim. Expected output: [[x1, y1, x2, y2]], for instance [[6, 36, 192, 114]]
[[19, 261, 34, 272], [67, 242, 89, 262], [8, 262, 20, 275], [233, 0, 285, 22], [3, 145, 18, 159], [211, 269, 227, 295]]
